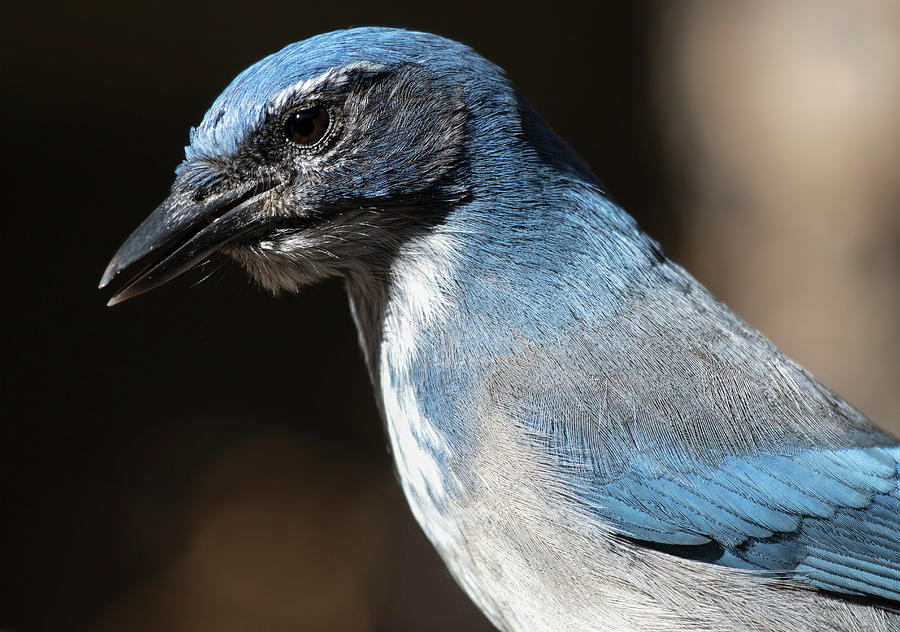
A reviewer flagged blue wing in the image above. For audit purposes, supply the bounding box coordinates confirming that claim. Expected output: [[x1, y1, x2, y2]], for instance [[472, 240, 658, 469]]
[[574, 446, 900, 601]]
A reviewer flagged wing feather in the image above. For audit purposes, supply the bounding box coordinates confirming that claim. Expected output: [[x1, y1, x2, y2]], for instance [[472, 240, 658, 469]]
[[577, 447, 900, 601]]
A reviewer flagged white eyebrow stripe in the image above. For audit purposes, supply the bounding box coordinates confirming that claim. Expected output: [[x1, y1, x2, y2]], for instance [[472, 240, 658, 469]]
[[187, 61, 389, 163], [268, 60, 387, 113]]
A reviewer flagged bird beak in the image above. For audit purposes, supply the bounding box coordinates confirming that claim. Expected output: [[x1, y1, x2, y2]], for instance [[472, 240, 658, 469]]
[[99, 180, 281, 306]]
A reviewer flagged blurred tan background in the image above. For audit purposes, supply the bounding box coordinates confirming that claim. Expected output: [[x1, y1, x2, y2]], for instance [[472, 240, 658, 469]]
[[3, 1, 898, 630], [657, 0, 900, 428]]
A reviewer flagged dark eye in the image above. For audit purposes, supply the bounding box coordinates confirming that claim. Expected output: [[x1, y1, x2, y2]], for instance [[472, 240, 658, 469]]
[[284, 106, 331, 148]]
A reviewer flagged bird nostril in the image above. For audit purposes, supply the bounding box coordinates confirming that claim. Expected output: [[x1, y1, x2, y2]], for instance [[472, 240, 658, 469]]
[[204, 182, 276, 226]]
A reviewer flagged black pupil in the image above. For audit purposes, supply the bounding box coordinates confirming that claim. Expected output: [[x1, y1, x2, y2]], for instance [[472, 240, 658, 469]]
[[285, 107, 328, 146]]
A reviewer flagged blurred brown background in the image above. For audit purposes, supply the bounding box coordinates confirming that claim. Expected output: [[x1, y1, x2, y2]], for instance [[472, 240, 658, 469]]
[[3, 1, 898, 630]]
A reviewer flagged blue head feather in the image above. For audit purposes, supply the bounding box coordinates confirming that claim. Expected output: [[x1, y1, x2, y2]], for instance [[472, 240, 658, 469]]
[[185, 28, 510, 164]]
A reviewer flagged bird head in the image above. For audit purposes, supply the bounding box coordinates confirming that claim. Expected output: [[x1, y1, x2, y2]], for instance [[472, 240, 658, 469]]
[[100, 28, 525, 305]]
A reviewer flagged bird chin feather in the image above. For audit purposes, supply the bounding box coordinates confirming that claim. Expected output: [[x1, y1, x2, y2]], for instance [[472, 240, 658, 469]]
[[223, 240, 339, 296], [222, 208, 429, 297]]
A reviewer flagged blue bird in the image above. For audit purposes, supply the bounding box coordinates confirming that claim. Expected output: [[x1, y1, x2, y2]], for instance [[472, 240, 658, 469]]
[[100, 28, 900, 631]]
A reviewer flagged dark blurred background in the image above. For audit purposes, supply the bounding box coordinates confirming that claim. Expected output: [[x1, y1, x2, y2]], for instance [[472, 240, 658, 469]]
[[4, 1, 899, 630]]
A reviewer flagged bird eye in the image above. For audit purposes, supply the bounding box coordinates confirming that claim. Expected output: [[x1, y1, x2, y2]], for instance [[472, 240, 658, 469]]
[[284, 106, 331, 148]]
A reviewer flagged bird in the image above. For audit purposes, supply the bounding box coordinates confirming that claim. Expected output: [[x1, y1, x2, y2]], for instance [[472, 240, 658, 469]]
[[99, 27, 900, 632]]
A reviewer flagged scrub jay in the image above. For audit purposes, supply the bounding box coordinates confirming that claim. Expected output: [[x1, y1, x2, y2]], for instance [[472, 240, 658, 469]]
[[100, 28, 900, 632]]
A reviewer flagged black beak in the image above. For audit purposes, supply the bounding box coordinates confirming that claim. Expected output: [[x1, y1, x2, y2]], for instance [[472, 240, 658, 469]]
[[99, 181, 281, 306]]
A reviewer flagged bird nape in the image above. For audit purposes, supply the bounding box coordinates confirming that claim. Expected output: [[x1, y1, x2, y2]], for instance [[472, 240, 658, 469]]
[[100, 27, 900, 632]]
